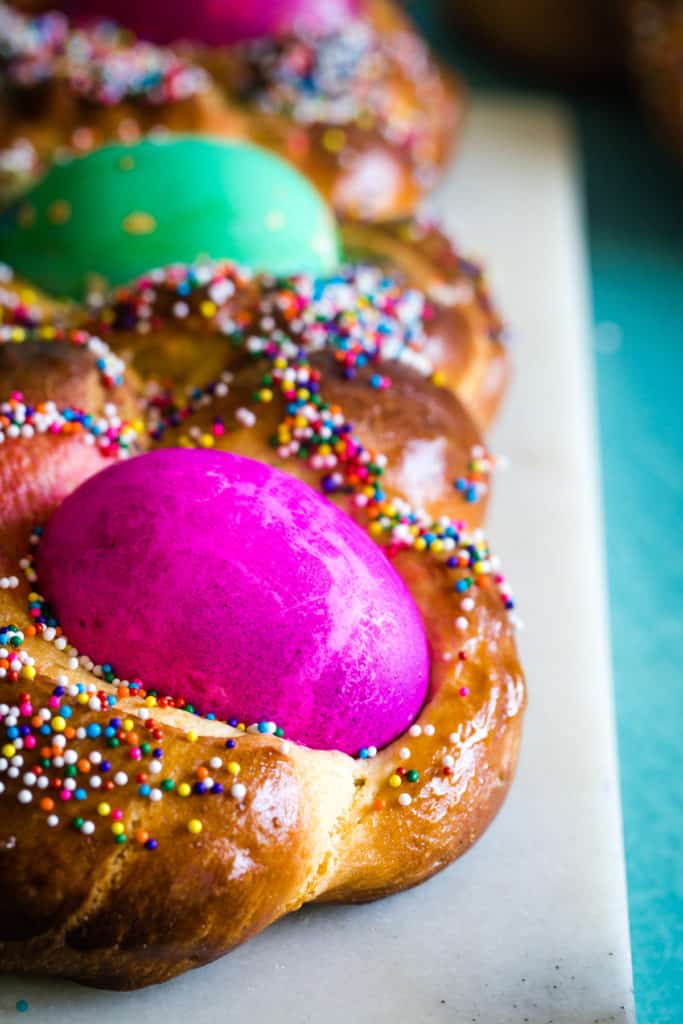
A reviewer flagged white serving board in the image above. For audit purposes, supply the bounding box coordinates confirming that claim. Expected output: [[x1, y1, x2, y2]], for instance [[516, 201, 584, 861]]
[[0, 98, 635, 1023]]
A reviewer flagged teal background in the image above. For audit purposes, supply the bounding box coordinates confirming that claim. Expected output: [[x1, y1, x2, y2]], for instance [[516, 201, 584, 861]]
[[409, 4, 683, 1021]]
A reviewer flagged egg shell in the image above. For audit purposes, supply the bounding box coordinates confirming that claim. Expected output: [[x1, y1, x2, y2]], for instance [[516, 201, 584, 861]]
[[36, 449, 429, 755], [0, 138, 340, 299], [62, 0, 361, 45]]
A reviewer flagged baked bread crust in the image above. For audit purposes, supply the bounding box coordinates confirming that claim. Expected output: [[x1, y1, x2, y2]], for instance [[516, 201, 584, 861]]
[[0, 0, 462, 216], [341, 218, 508, 427], [0, 263, 524, 989]]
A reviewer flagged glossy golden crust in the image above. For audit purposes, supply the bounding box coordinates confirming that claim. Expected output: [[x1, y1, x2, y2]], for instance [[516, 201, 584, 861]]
[[198, 0, 463, 220], [0, 269, 524, 989], [0, 0, 461, 218], [0, 339, 141, 558], [80, 221, 507, 434], [341, 218, 508, 428]]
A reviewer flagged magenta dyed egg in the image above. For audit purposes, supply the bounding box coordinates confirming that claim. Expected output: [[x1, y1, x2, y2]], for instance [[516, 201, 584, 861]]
[[63, 0, 361, 46], [36, 449, 429, 755]]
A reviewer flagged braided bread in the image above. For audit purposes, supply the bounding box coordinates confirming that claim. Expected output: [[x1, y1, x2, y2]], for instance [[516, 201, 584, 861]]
[[0, 0, 461, 217], [0, 196, 509, 430], [0, 260, 525, 989]]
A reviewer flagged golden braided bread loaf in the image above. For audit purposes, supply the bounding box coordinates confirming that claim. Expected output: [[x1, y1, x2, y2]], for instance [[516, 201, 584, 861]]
[[0, 260, 524, 989]]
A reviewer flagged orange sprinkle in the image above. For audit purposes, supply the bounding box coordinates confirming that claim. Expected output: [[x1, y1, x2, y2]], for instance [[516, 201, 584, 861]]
[[40, 797, 54, 812]]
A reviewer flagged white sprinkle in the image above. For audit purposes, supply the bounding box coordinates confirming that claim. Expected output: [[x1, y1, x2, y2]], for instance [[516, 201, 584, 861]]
[[47, 814, 59, 827], [17, 789, 32, 804], [235, 407, 256, 428], [148, 759, 162, 775], [81, 821, 95, 836], [442, 755, 455, 768], [230, 783, 246, 801], [424, 724, 435, 737], [398, 793, 412, 807], [209, 757, 223, 770], [399, 747, 411, 760], [455, 616, 468, 631], [408, 724, 422, 738], [461, 597, 475, 612], [114, 771, 128, 786]]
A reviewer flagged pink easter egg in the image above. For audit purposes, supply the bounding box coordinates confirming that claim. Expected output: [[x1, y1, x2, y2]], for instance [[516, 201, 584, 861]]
[[62, 0, 362, 46], [36, 449, 429, 755]]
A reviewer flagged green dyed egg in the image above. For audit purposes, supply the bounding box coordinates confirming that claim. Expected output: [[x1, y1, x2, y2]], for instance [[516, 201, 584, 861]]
[[0, 138, 340, 299]]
